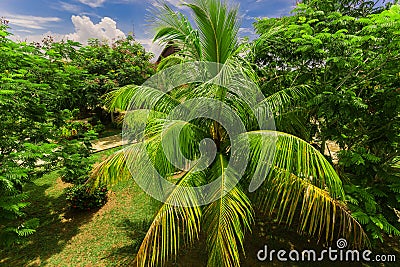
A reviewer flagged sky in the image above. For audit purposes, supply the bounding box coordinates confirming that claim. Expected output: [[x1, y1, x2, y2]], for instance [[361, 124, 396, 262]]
[[0, 0, 296, 58]]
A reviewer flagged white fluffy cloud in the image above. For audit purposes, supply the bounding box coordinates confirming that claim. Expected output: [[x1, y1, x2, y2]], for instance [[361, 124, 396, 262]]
[[64, 15, 126, 44]]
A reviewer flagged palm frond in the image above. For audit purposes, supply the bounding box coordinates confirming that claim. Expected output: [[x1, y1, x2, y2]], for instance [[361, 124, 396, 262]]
[[203, 154, 254, 267], [261, 168, 368, 248], [144, 118, 211, 174], [186, 0, 240, 63], [88, 148, 131, 189], [150, 1, 202, 60], [243, 130, 368, 248], [245, 130, 344, 198], [135, 167, 206, 267], [156, 54, 185, 71], [256, 84, 312, 115], [103, 84, 181, 113]]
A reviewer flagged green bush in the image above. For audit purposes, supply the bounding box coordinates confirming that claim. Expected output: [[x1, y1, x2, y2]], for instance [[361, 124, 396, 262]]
[[56, 119, 109, 210], [65, 184, 108, 211]]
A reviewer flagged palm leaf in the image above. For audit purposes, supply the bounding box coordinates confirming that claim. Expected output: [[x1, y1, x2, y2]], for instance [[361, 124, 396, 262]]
[[243, 130, 369, 248], [186, 0, 240, 63], [88, 148, 131, 189], [245, 130, 344, 197], [135, 167, 205, 267], [156, 54, 185, 71], [256, 84, 312, 115], [150, 1, 202, 60], [203, 154, 253, 267], [103, 84, 181, 114]]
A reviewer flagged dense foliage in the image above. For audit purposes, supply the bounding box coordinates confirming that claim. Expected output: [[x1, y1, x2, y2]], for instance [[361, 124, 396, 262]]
[[0, 19, 61, 246], [35, 35, 155, 119], [0, 19, 154, 246], [252, 0, 400, 242], [59, 119, 108, 211]]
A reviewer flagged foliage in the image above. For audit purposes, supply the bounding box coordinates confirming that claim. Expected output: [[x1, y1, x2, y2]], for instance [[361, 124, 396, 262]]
[[0, 19, 61, 246], [88, 1, 368, 266], [252, 1, 400, 242], [65, 36, 155, 115], [0, 18, 154, 244], [65, 184, 108, 211], [55, 112, 108, 210], [59, 131, 96, 184]]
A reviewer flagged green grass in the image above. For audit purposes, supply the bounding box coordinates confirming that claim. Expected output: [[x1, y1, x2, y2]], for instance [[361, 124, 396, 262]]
[[0, 148, 156, 267], [1, 148, 399, 266]]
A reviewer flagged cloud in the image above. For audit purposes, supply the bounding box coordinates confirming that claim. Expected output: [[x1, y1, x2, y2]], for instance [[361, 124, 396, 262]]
[[14, 29, 35, 34], [4, 13, 61, 30], [58, 1, 82, 13], [238, 27, 255, 35], [77, 0, 106, 8], [64, 15, 126, 44]]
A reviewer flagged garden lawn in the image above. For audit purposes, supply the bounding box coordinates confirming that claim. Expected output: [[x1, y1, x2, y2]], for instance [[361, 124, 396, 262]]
[[0, 148, 156, 267], [1, 148, 399, 266]]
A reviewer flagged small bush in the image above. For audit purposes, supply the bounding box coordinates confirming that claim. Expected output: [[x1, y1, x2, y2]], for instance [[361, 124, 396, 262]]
[[65, 184, 108, 211], [60, 151, 93, 184]]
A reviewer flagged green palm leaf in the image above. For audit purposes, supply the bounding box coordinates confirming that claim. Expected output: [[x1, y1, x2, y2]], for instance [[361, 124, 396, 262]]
[[203, 154, 253, 267], [89, 148, 131, 189], [244, 130, 368, 248], [104, 84, 181, 113], [150, 2, 202, 60], [135, 167, 205, 267], [185, 0, 240, 63]]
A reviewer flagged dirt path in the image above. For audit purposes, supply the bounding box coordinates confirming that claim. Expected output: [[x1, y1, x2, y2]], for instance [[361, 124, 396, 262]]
[[91, 134, 129, 152]]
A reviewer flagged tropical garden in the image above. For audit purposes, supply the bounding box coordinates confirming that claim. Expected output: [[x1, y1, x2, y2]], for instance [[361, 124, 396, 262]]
[[1, 0, 399, 266]]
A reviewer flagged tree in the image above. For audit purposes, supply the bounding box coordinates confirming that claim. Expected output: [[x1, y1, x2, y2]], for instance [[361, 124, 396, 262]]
[[70, 37, 155, 116], [252, 1, 400, 242], [0, 19, 59, 246], [88, 1, 368, 266]]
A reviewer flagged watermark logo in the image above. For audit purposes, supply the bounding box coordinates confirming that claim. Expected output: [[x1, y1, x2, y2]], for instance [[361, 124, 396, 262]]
[[122, 61, 276, 206], [257, 238, 396, 263]]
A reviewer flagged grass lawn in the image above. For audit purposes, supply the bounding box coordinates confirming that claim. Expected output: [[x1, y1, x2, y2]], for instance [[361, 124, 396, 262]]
[[1, 149, 399, 266], [0, 148, 156, 267]]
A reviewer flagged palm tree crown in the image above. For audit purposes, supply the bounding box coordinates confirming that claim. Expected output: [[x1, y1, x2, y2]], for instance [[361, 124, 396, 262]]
[[88, 0, 368, 266]]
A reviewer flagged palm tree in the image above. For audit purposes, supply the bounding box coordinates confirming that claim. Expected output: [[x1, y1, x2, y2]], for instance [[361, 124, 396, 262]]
[[87, 0, 368, 266]]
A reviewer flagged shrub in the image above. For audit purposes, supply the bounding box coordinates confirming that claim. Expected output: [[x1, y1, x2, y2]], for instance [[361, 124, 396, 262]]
[[65, 184, 107, 211], [57, 117, 108, 210]]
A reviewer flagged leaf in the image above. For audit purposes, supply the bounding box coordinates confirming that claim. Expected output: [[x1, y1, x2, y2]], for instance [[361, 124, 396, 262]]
[[203, 154, 253, 267], [135, 166, 205, 267]]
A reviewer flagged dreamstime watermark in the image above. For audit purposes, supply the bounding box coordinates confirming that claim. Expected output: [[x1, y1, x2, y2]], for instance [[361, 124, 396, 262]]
[[122, 61, 277, 206], [257, 238, 396, 263]]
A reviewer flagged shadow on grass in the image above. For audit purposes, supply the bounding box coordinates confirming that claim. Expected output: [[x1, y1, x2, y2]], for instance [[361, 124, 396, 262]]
[[106, 218, 208, 267], [102, 218, 151, 266], [0, 173, 96, 266]]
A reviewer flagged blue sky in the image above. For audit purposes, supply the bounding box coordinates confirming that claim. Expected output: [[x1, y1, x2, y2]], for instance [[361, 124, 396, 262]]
[[1, 0, 295, 57]]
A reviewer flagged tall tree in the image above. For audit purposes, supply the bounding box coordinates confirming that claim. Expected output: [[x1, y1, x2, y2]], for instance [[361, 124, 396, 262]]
[[88, 0, 368, 266], [252, 1, 400, 242]]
